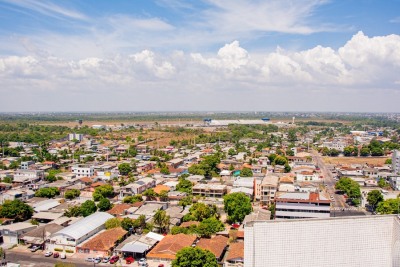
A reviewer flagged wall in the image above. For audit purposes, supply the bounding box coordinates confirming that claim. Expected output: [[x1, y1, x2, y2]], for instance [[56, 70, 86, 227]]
[[245, 216, 400, 267]]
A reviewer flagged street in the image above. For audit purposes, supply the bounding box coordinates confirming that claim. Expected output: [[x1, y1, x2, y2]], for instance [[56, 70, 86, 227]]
[[311, 150, 367, 217]]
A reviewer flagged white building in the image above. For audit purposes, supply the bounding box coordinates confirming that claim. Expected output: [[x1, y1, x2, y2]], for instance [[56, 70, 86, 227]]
[[257, 175, 279, 205], [48, 212, 113, 251], [392, 150, 400, 175], [13, 169, 44, 183], [244, 215, 400, 267], [121, 177, 156, 196], [71, 164, 94, 178], [68, 133, 83, 142], [275, 192, 331, 219]]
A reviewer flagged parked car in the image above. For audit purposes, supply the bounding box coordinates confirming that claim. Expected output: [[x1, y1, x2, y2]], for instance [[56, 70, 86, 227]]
[[53, 252, 59, 258], [44, 251, 53, 257], [60, 253, 66, 259], [102, 256, 110, 263], [85, 257, 95, 262], [94, 257, 102, 263], [30, 245, 40, 252], [138, 258, 146, 264], [110, 255, 120, 264], [158, 264, 165, 267], [125, 256, 134, 264]]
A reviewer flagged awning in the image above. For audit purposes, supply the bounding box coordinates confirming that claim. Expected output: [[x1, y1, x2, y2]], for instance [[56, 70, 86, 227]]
[[120, 242, 150, 253]]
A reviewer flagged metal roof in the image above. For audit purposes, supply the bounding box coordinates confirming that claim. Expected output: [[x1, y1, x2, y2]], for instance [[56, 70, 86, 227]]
[[52, 212, 113, 240]]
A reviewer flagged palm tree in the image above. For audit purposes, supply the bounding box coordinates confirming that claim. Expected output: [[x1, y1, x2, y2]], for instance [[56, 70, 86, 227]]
[[153, 210, 170, 234]]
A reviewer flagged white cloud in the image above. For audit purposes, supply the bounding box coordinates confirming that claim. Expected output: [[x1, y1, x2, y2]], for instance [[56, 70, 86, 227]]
[[0, 32, 399, 112], [1, 0, 87, 20]]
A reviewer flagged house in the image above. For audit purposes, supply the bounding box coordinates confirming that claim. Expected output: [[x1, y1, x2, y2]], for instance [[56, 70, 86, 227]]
[[225, 242, 244, 265], [76, 227, 127, 257], [71, 164, 94, 178], [146, 234, 197, 261], [167, 158, 184, 169], [48, 212, 114, 251], [192, 184, 227, 198], [20, 223, 63, 249], [278, 176, 295, 192], [13, 169, 44, 184], [121, 178, 156, 196], [0, 222, 37, 246], [116, 232, 164, 259], [153, 184, 171, 195], [107, 203, 132, 217], [197, 235, 228, 262], [296, 171, 319, 182]]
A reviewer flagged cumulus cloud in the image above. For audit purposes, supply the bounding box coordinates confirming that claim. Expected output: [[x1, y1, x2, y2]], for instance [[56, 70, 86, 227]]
[[0, 32, 399, 111]]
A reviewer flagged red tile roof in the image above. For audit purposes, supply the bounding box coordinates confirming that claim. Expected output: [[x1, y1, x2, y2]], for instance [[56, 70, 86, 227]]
[[197, 235, 228, 259], [147, 234, 197, 260], [78, 227, 127, 251], [226, 242, 244, 262]]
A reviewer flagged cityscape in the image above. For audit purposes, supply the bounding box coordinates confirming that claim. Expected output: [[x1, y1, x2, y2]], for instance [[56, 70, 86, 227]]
[[0, 1, 400, 267]]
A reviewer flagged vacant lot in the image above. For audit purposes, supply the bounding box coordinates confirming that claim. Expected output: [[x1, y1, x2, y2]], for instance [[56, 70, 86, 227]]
[[323, 156, 389, 166]]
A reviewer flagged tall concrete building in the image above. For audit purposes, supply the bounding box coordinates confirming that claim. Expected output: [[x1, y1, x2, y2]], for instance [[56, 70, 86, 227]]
[[392, 150, 400, 174], [245, 215, 400, 267]]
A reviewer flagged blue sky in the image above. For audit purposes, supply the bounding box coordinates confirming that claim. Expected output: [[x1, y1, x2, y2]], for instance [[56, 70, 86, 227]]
[[0, 0, 399, 112]]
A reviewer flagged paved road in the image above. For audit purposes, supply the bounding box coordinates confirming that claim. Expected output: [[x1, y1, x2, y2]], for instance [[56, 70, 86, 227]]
[[6, 251, 106, 267], [311, 150, 366, 217]]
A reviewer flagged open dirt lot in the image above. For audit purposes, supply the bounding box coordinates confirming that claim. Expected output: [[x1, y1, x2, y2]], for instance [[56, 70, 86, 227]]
[[323, 156, 389, 166]]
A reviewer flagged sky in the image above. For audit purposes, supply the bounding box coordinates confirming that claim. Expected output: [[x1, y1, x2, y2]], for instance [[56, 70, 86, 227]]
[[0, 0, 399, 113]]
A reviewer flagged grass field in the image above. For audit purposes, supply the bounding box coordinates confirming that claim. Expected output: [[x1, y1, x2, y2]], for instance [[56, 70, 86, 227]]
[[323, 156, 389, 166]]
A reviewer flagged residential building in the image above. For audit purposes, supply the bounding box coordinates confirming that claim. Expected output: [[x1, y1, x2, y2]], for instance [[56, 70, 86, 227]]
[[258, 175, 279, 206], [120, 177, 156, 197], [146, 234, 197, 261], [13, 169, 44, 183], [76, 227, 127, 256], [244, 215, 400, 267], [295, 171, 319, 182], [225, 242, 244, 266], [197, 235, 228, 262], [68, 133, 83, 142], [71, 164, 94, 178], [393, 150, 400, 175], [20, 161, 35, 170], [192, 184, 227, 198], [389, 176, 400, 191], [0, 222, 37, 246], [275, 192, 331, 219]]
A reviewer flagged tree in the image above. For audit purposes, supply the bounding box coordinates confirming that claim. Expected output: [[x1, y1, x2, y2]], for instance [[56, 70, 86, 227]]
[[385, 158, 392, 164], [0, 199, 33, 222], [159, 190, 169, 202], [143, 188, 157, 201], [160, 166, 170, 175], [376, 198, 400, 214], [288, 129, 297, 142], [153, 209, 170, 234], [97, 198, 112, 211], [54, 263, 77, 267], [178, 196, 193, 211], [64, 189, 81, 200], [335, 177, 361, 206], [123, 195, 143, 204], [371, 147, 384, 156], [118, 163, 132, 175], [121, 218, 135, 231], [378, 178, 391, 189], [360, 147, 370, 157], [172, 247, 218, 267], [64, 205, 81, 217], [183, 203, 218, 222], [105, 218, 122, 229], [343, 146, 357, 157], [367, 190, 384, 211], [80, 200, 97, 217], [228, 148, 237, 156], [223, 193, 252, 223], [240, 167, 253, 177], [284, 163, 291, 173], [35, 187, 60, 198], [93, 184, 114, 201], [197, 217, 225, 238], [176, 178, 193, 194], [273, 156, 287, 166]]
